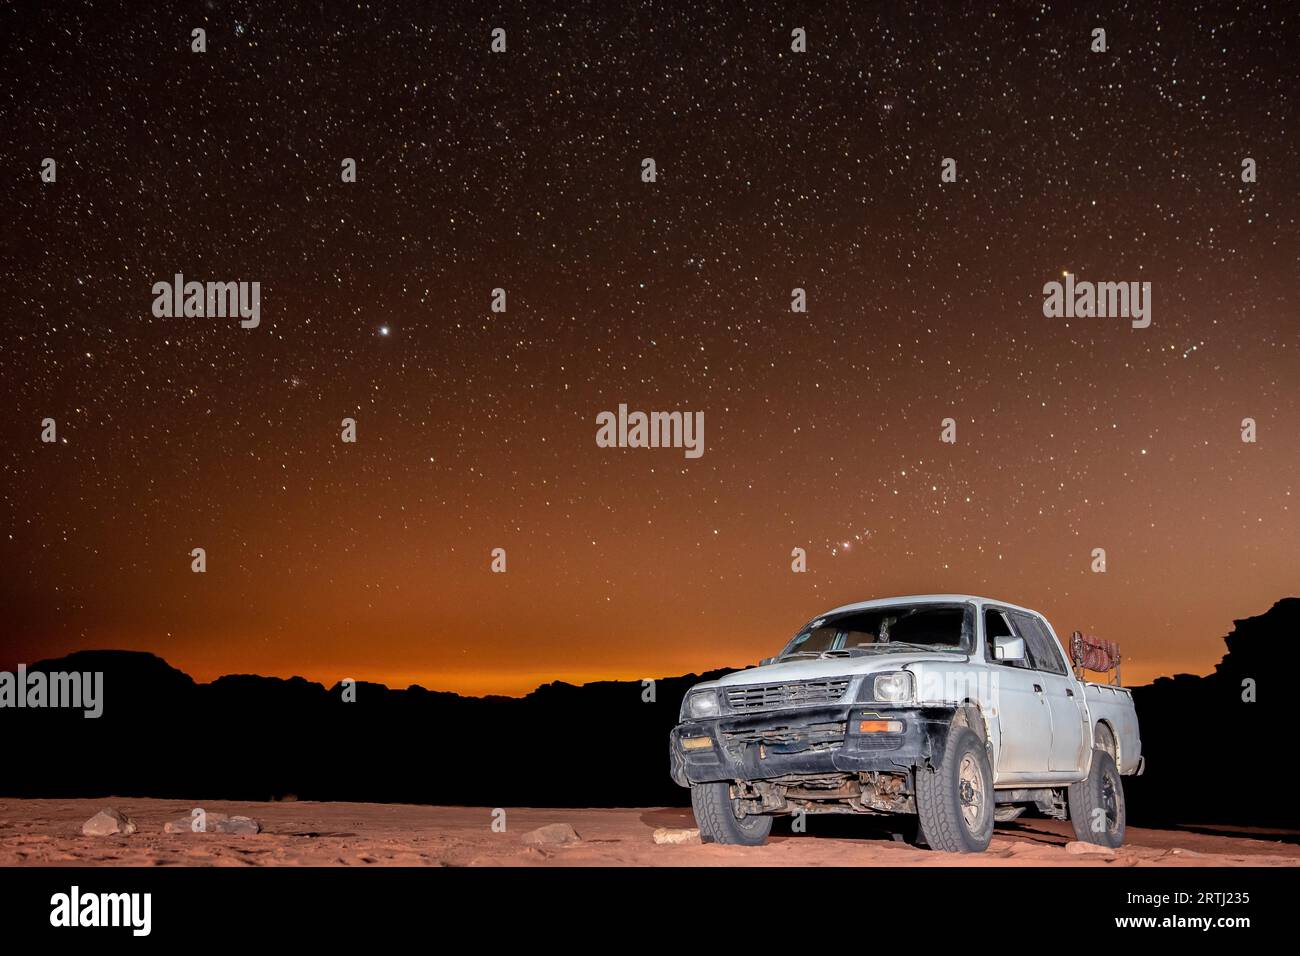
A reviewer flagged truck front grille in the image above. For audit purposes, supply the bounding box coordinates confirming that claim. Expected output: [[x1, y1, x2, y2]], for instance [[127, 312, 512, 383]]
[[723, 722, 847, 747], [725, 679, 850, 712]]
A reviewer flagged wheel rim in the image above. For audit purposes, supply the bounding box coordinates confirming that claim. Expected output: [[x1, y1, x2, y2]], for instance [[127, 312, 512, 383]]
[[958, 754, 986, 831]]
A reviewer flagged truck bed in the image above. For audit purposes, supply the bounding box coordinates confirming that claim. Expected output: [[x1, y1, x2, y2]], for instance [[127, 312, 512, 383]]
[[1082, 681, 1142, 775]]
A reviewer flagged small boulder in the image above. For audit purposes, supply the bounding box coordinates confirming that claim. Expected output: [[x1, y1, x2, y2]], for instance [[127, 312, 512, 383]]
[[164, 812, 262, 835], [520, 823, 581, 846], [82, 808, 137, 837], [217, 815, 262, 835], [165, 812, 214, 834], [652, 827, 701, 845], [1065, 841, 1117, 858]]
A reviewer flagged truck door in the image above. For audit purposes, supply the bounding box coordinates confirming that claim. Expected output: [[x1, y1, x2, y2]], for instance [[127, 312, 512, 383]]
[[984, 608, 1052, 776], [1009, 611, 1087, 772]]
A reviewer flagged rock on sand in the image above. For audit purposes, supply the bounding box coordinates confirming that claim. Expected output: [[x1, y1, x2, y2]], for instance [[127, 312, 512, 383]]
[[81, 808, 137, 837], [163, 812, 262, 835], [520, 823, 581, 845], [1065, 841, 1118, 858]]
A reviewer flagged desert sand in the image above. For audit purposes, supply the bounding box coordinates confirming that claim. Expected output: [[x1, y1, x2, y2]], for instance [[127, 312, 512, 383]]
[[1, 799, 1297, 867]]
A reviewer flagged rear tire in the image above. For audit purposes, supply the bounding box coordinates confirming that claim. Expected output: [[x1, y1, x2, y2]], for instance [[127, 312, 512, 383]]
[[914, 727, 994, 853], [690, 781, 773, 846], [1068, 749, 1126, 847]]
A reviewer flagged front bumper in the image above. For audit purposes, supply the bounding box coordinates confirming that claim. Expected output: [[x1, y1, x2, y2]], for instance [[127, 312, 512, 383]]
[[669, 704, 954, 786]]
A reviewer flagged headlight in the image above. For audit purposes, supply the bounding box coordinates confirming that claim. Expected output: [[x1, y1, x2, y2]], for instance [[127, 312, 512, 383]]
[[682, 690, 721, 719], [872, 672, 914, 703]]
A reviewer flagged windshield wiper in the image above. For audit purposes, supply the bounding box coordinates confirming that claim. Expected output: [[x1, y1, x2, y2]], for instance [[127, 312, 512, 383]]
[[778, 648, 869, 661], [874, 641, 960, 652]]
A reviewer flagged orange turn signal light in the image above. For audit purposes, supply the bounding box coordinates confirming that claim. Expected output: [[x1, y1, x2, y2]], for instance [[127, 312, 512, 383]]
[[858, 719, 904, 734], [682, 736, 714, 751]]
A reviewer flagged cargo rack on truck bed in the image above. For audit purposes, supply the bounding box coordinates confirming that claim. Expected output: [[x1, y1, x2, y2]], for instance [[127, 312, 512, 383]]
[[1070, 630, 1122, 686]]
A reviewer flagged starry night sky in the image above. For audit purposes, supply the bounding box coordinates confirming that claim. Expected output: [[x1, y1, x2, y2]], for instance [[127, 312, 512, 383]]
[[2, 1, 1297, 695]]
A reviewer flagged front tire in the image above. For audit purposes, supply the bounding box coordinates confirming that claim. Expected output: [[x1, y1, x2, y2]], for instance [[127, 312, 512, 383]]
[[1067, 748, 1126, 847], [914, 727, 994, 852], [690, 781, 773, 846]]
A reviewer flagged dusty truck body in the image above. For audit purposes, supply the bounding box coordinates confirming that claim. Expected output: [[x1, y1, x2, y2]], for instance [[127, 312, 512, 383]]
[[669, 595, 1142, 852]]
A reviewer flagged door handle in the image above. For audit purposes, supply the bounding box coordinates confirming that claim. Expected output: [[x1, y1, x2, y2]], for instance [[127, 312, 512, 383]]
[[1033, 683, 1043, 694], [1065, 688, 1074, 697]]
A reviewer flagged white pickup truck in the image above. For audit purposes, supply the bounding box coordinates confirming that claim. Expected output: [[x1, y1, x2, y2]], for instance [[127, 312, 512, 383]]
[[669, 594, 1143, 852]]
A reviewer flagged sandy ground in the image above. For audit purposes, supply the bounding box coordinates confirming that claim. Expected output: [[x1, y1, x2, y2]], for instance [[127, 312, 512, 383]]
[[1, 799, 1297, 867]]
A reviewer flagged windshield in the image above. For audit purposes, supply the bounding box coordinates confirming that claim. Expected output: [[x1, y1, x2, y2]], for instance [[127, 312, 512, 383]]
[[779, 603, 973, 658]]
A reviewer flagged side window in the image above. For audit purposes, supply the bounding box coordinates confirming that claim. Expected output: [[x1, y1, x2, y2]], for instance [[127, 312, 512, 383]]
[[984, 609, 1027, 668], [1009, 612, 1068, 676]]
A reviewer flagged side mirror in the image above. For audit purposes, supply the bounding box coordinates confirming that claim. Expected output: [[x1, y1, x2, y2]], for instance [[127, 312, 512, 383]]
[[993, 636, 1026, 662], [759, 657, 777, 666]]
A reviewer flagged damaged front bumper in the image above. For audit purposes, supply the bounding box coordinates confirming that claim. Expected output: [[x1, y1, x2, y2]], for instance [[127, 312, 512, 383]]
[[669, 704, 956, 787]]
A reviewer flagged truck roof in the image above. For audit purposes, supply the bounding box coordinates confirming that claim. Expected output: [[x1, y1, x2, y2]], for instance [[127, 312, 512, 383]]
[[817, 594, 1043, 617]]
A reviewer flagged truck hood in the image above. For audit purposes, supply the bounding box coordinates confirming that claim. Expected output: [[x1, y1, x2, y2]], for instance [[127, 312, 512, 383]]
[[702, 651, 970, 689]]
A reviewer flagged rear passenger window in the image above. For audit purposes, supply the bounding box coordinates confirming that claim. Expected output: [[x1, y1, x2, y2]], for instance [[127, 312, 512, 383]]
[[1009, 612, 1067, 675]]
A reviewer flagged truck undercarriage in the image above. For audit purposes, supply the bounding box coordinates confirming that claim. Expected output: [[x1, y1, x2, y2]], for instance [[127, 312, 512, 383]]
[[732, 771, 916, 817], [729, 770, 1069, 822]]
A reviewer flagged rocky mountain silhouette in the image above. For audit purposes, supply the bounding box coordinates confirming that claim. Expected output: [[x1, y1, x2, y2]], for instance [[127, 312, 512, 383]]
[[1124, 597, 1298, 828], [4, 597, 1295, 828]]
